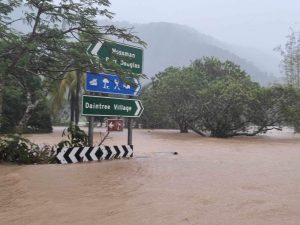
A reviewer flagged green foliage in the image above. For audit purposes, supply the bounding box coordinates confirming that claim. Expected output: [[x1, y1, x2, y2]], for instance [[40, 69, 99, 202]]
[[277, 86, 300, 132], [1, 81, 26, 132], [57, 125, 88, 148], [0, 134, 55, 164], [50, 71, 84, 125], [275, 28, 300, 131], [275, 28, 300, 87], [26, 101, 53, 133], [191, 58, 263, 137], [195, 76, 259, 137], [0, 77, 52, 133], [0, 0, 145, 132], [1, 0, 145, 79], [139, 84, 176, 129], [140, 67, 200, 132], [142, 57, 298, 137]]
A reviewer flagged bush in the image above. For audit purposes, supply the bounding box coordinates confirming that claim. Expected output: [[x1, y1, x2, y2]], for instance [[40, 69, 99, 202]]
[[0, 134, 55, 164], [57, 125, 88, 148], [26, 101, 53, 133], [0, 125, 89, 165]]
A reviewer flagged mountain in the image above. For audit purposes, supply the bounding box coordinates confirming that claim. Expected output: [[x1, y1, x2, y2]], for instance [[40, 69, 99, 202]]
[[9, 5, 282, 85], [110, 21, 282, 85], [205, 37, 282, 78]]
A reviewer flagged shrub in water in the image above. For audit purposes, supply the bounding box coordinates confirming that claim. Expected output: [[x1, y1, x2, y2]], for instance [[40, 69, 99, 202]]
[[0, 134, 55, 164], [57, 125, 88, 148]]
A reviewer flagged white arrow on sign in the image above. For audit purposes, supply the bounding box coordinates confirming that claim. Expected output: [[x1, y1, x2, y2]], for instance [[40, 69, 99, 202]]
[[109, 147, 117, 159], [117, 146, 125, 159], [127, 146, 133, 157], [90, 147, 98, 161], [69, 147, 79, 163], [56, 147, 68, 164], [80, 147, 90, 162], [134, 101, 142, 116], [100, 147, 108, 160], [90, 42, 103, 56], [108, 122, 114, 129]]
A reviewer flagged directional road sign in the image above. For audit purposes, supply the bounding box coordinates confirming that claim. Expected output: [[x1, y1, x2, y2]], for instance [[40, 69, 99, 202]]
[[86, 72, 141, 96], [82, 95, 143, 117], [87, 40, 143, 75], [107, 119, 124, 132]]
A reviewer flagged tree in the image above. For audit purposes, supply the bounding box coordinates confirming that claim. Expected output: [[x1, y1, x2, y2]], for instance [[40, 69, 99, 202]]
[[141, 67, 201, 133], [277, 85, 300, 132], [275, 28, 300, 132], [139, 79, 177, 129], [275, 28, 300, 87], [141, 57, 289, 137], [0, 0, 144, 131], [50, 70, 84, 125], [0, 0, 21, 128], [191, 58, 262, 137], [1, 75, 52, 133]]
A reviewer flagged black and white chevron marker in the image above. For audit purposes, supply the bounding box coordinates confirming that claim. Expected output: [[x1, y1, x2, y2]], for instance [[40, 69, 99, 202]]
[[56, 145, 133, 164]]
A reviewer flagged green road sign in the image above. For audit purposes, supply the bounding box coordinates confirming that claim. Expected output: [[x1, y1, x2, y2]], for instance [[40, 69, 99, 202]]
[[82, 95, 144, 117], [87, 40, 143, 75]]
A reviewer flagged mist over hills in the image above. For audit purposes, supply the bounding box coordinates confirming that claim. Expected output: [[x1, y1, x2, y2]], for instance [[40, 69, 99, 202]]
[[117, 22, 282, 85], [9, 5, 283, 85]]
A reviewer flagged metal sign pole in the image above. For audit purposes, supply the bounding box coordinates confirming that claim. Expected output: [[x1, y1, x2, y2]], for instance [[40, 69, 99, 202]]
[[127, 118, 132, 145], [88, 92, 94, 146], [127, 96, 133, 145], [88, 115, 94, 146]]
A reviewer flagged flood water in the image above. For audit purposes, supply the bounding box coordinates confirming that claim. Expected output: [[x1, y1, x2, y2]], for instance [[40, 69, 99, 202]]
[[1, 128, 300, 225]]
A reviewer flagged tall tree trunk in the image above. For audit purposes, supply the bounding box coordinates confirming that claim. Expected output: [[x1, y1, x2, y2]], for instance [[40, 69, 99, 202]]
[[0, 74, 4, 130], [74, 70, 81, 125], [70, 93, 75, 125], [17, 91, 41, 130]]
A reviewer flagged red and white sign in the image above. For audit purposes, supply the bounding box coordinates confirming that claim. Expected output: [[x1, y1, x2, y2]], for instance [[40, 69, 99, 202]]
[[107, 119, 124, 132]]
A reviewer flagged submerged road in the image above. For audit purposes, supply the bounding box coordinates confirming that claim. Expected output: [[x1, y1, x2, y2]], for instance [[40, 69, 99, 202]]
[[0, 128, 300, 225]]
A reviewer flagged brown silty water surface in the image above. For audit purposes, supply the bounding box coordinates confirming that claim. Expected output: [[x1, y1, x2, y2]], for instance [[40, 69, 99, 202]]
[[1, 127, 300, 225]]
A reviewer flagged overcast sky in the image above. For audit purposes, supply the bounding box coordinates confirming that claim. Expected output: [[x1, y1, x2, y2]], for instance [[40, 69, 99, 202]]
[[110, 0, 300, 54]]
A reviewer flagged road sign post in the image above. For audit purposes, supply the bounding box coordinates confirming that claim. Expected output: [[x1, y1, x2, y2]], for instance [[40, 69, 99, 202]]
[[88, 115, 94, 146], [86, 39, 144, 147], [127, 96, 133, 145], [88, 92, 95, 146]]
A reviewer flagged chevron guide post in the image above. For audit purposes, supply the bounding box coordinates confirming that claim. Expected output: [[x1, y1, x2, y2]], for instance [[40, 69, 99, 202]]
[[56, 145, 133, 164]]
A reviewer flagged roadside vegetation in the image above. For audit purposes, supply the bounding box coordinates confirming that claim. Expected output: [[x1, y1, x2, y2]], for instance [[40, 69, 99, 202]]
[[0, 0, 144, 164], [139, 57, 300, 137], [0, 124, 89, 164], [0, 0, 144, 134]]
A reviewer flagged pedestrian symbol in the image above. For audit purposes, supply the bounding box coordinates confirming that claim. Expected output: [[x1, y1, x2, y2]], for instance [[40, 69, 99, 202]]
[[114, 79, 120, 90]]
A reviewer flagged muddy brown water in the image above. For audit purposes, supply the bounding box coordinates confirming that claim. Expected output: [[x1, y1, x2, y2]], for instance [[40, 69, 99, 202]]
[[1, 128, 300, 225]]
